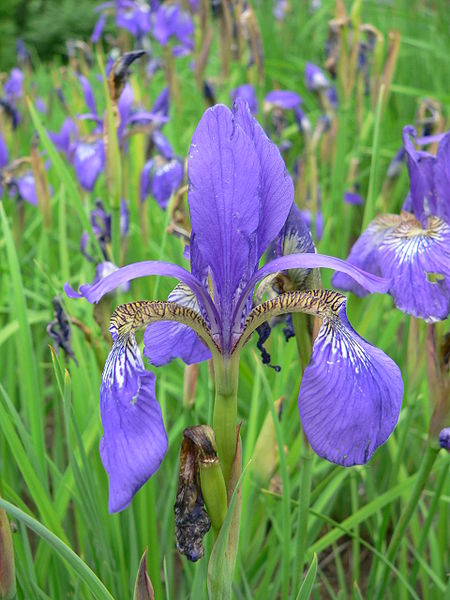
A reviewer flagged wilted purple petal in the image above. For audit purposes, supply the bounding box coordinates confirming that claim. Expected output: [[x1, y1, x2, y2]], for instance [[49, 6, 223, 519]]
[[332, 215, 399, 296], [100, 333, 167, 512], [78, 74, 97, 116], [233, 98, 293, 257], [188, 104, 261, 334], [264, 90, 302, 110], [305, 62, 329, 91], [144, 283, 211, 366], [344, 191, 364, 205], [299, 302, 403, 465], [378, 216, 450, 322], [73, 140, 105, 191], [230, 84, 258, 115]]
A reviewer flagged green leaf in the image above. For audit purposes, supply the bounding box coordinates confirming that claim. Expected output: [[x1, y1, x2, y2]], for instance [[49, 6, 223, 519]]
[[207, 464, 249, 600], [295, 553, 317, 600], [0, 499, 115, 600]]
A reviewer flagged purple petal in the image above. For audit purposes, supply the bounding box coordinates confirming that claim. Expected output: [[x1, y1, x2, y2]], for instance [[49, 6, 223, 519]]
[[151, 159, 183, 209], [344, 191, 364, 205], [17, 173, 38, 205], [378, 216, 450, 322], [188, 104, 261, 331], [49, 117, 77, 155], [140, 159, 154, 202], [72, 140, 105, 191], [4, 68, 24, 99], [299, 302, 403, 465], [118, 83, 134, 140], [305, 62, 329, 91], [332, 215, 399, 296], [0, 129, 9, 168], [402, 125, 436, 225], [230, 84, 258, 115], [144, 283, 211, 366], [232, 97, 294, 258], [151, 87, 170, 118], [77, 74, 97, 116], [93, 262, 130, 294], [116, 3, 151, 37], [152, 129, 173, 159], [254, 252, 391, 294], [233, 250, 392, 333], [264, 90, 302, 110], [64, 260, 218, 327], [100, 333, 167, 512], [153, 4, 193, 47], [91, 12, 107, 43]]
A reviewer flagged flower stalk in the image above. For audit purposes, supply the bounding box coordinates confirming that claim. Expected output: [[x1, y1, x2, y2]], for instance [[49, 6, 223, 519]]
[[213, 354, 240, 490]]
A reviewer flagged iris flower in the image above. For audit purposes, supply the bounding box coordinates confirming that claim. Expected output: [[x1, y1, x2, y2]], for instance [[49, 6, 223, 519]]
[[333, 126, 450, 322], [66, 100, 402, 512]]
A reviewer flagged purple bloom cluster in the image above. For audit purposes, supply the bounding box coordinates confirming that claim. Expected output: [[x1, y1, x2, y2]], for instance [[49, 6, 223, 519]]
[[67, 100, 402, 512], [333, 126, 450, 322]]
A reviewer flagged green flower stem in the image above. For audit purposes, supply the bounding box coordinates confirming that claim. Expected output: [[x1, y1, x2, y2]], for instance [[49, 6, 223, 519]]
[[213, 354, 240, 491], [294, 436, 313, 592], [375, 443, 440, 600], [111, 204, 122, 266]]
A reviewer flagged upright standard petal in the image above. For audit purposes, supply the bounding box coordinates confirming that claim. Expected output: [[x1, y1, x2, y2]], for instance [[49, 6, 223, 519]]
[[144, 283, 212, 366], [378, 215, 450, 322], [100, 326, 167, 512], [188, 104, 261, 337], [232, 98, 294, 258], [299, 299, 403, 465]]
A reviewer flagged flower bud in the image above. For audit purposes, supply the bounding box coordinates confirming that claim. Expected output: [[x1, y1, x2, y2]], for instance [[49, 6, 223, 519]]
[[133, 548, 155, 600]]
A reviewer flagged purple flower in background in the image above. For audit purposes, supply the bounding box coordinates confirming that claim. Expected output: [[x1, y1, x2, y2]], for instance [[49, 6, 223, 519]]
[[264, 89, 302, 111], [81, 199, 129, 262], [230, 84, 258, 115], [439, 428, 450, 450], [273, 0, 290, 21], [140, 157, 183, 209], [73, 140, 105, 191], [305, 62, 329, 91], [344, 191, 364, 206], [333, 126, 450, 322], [152, 3, 194, 55], [0, 129, 8, 168], [4, 68, 24, 100], [91, 0, 151, 41], [66, 100, 402, 512]]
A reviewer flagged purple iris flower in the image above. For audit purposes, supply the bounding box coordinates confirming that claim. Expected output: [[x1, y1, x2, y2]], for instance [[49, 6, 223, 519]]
[[92, 1, 151, 41], [273, 0, 289, 21], [66, 100, 402, 512], [152, 3, 194, 55], [305, 62, 329, 92], [81, 199, 129, 262], [73, 140, 105, 191], [344, 191, 364, 206], [333, 126, 450, 322], [264, 90, 302, 110], [230, 84, 258, 115], [4, 68, 24, 100], [140, 157, 184, 209]]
